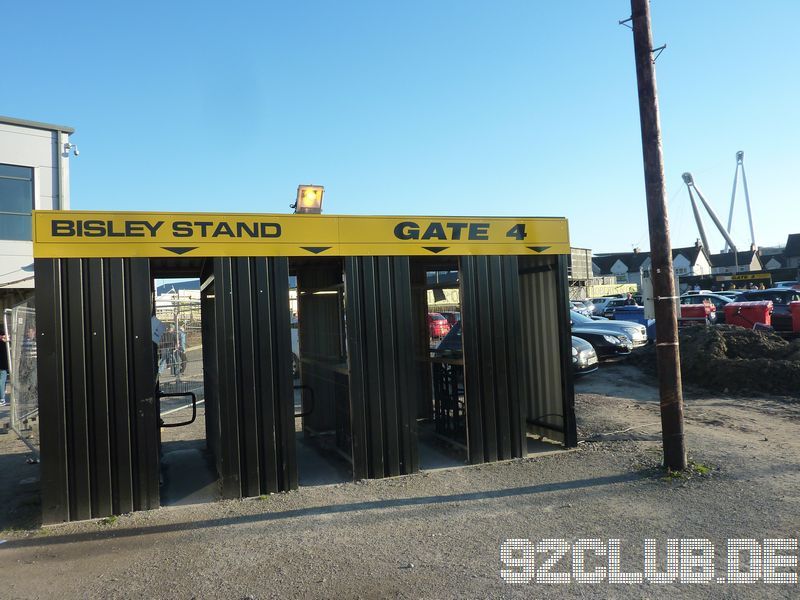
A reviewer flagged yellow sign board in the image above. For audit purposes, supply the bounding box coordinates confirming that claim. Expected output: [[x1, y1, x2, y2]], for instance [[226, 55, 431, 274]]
[[718, 273, 772, 281], [33, 211, 570, 258]]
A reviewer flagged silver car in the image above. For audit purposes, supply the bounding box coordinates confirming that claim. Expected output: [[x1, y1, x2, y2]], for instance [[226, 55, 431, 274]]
[[570, 310, 648, 347]]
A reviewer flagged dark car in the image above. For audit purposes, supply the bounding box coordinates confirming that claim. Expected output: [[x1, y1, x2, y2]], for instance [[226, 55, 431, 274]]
[[570, 326, 633, 359], [602, 297, 632, 318], [435, 323, 597, 377], [572, 335, 598, 376], [680, 293, 731, 323], [735, 288, 800, 331]]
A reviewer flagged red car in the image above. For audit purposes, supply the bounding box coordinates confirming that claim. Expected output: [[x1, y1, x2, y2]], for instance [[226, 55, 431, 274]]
[[438, 311, 461, 327], [427, 312, 451, 338]]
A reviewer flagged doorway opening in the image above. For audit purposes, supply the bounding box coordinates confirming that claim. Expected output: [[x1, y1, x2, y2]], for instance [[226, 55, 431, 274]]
[[412, 259, 468, 470], [291, 259, 353, 486], [153, 273, 218, 506]]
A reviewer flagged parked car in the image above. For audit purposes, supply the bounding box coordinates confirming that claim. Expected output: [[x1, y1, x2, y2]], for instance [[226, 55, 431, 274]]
[[578, 299, 596, 315], [735, 288, 800, 331], [775, 280, 800, 290], [602, 297, 635, 319], [435, 323, 597, 377], [589, 297, 614, 316], [427, 312, 452, 339], [716, 290, 742, 300], [572, 335, 599, 376], [680, 293, 732, 323], [438, 311, 461, 327], [570, 300, 593, 317], [570, 326, 633, 359], [570, 310, 648, 347]]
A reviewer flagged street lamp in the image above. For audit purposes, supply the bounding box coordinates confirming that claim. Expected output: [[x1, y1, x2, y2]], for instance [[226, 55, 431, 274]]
[[293, 185, 325, 214]]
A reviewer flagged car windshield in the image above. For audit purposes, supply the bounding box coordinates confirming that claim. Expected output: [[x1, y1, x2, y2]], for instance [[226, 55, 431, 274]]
[[570, 310, 593, 324]]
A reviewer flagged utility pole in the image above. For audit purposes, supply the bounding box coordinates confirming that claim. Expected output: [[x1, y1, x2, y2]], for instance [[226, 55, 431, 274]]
[[630, 0, 687, 470]]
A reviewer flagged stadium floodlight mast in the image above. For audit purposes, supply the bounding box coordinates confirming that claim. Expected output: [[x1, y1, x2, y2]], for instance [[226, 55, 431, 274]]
[[292, 185, 325, 214]]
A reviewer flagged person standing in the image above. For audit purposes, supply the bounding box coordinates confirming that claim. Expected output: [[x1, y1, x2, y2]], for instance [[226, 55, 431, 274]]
[[177, 323, 188, 375], [158, 324, 177, 375]]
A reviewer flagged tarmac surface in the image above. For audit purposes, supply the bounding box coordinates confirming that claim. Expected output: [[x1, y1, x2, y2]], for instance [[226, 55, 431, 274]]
[[1, 363, 798, 599]]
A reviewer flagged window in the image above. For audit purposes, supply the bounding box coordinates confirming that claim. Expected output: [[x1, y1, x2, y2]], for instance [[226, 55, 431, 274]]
[[0, 164, 34, 241]]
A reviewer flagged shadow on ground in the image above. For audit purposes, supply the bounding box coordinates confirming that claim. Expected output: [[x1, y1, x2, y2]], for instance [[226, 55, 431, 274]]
[[0, 430, 41, 531], [4, 469, 652, 549]]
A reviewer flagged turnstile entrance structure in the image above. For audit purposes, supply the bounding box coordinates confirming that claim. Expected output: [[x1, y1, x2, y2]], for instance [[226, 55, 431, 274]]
[[33, 211, 576, 523]]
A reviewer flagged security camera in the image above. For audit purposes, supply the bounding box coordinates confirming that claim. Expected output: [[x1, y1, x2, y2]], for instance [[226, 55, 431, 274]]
[[73, 148, 79, 157], [63, 142, 79, 157]]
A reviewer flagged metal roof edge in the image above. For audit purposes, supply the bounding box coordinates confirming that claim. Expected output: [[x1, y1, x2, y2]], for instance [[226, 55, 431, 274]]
[[0, 115, 74, 134]]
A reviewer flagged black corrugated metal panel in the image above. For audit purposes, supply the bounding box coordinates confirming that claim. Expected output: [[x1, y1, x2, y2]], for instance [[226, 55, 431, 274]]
[[555, 255, 578, 447], [344, 256, 419, 479], [410, 262, 433, 421], [36, 258, 157, 524], [209, 257, 297, 498], [459, 255, 526, 464]]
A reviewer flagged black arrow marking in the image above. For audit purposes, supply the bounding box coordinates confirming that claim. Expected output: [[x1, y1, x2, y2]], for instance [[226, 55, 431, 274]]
[[162, 247, 197, 255], [527, 246, 551, 253], [423, 246, 449, 254], [301, 246, 332, 254]]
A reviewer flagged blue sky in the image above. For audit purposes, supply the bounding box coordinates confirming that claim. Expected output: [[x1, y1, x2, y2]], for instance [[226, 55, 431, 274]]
[[3, 1, 798, 253]]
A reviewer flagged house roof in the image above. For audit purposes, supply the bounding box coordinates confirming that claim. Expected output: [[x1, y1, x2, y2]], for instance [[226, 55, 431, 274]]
[[594, 244, 708, 275], [763, 255, 787, 268], [784, 233, 800, 256], [671, 245, 707, 265], [593, 251, 650, 274], [709, 250, 760, 268]]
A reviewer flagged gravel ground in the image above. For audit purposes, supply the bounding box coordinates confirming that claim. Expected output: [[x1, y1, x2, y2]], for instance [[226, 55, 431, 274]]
[[2, 363, 799, 599]]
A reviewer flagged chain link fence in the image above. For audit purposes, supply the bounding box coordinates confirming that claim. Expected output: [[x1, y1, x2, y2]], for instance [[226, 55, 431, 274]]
[[3, 301, 39, 455]]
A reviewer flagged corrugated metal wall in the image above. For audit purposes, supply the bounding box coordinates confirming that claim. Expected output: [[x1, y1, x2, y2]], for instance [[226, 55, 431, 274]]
[[35, 252, 575, 523], [205, 257, 297, 498], [36, 257, 158, 524], [517, 255, 577, 446], [459, 255, 527, 464], [344, 256, 419, 479]]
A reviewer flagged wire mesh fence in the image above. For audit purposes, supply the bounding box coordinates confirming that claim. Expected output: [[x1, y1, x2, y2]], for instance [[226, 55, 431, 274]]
[[155, 296, 204, 401], [3, 301, 39, 455]]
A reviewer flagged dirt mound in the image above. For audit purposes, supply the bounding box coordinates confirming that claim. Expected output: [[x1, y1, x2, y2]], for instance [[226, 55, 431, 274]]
[[631, 325, 800, 397]]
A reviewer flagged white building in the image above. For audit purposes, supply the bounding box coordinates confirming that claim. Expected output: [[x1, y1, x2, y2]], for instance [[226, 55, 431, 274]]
[[0, 115, 74, 308]]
